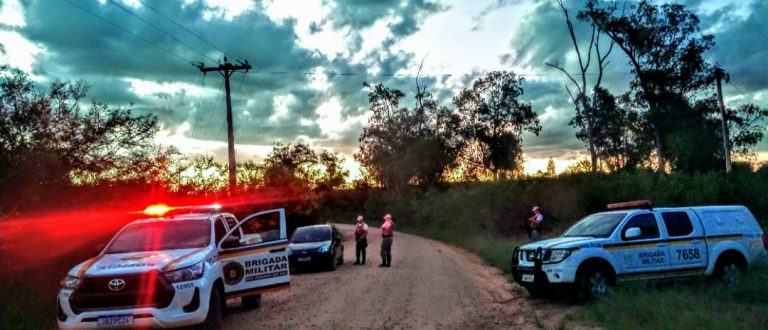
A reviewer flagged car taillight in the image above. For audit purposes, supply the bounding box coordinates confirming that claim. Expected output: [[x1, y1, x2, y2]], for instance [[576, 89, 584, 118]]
[[763, 233, 768, 250]]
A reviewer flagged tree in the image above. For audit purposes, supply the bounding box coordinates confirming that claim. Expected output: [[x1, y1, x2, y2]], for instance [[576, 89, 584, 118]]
[[693, 98, 768, 160], [581, 0, 715, 172], [727, 104, 768, 157], [0, 69, 158, 208], [545, 158, 557, 178], [356, 82, 463, 190], [262, 143, 349, 191], [454, 71, 541, 180], [563, 159, 593, 175], [547, 0, 615, 173], [313, 150, 349, 191], [263, 143, 319, 189]]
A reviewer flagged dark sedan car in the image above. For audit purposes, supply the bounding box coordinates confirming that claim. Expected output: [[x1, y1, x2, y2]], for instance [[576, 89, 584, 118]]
[[287, 224, 344, 271]]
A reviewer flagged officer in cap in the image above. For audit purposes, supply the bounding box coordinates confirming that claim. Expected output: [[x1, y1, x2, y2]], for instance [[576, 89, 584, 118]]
[[379, 214, 394, 267], [353, 215, 369, 265], [528, 206, 544, 241]]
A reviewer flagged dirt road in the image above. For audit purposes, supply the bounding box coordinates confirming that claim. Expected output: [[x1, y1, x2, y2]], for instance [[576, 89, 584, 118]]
[[224, 224, 576, 329]]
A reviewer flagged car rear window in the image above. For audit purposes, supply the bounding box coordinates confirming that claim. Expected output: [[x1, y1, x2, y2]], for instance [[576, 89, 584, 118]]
[[662, 212, 694, 237], [290, 226, 331, 243]]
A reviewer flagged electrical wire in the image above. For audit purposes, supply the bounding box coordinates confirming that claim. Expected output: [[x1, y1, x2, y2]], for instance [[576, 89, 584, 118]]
[[231, 70, 634, 78], [190, 73, 206, 136], [105, 0, 218, 63], [136, 0, 240, 60], [63, 0, 195, 65]]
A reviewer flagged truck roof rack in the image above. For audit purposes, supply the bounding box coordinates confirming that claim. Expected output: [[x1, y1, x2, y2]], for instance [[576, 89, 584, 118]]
[[606, 200, 652, 210]]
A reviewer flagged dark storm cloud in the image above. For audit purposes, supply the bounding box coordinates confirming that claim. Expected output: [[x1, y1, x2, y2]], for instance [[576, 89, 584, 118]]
[[12, 0, 451, 150], [19, 0, 325, 143], [471, 0, 525, 32], [698, 0, 768, 93], [507, 1, 585, 70], [327, 0, 444, 33]]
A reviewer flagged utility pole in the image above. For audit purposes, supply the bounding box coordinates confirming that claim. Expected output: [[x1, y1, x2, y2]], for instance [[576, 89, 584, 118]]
[[714, 66, 731, 173], [196, 57, 251, 191]]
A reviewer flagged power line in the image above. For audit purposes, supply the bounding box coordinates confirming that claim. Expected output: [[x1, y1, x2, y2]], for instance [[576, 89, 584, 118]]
[[190, 73, 206, 136], [63, 0, 195, 64], [234, 70, 635, 78], [105, 0, 218, 63], [136, 0, 239, 60], [202, 80, 225, 139]]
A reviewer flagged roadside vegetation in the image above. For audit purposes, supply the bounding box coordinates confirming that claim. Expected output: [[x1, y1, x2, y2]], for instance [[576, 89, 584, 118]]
[[578, 261, 768, 329]]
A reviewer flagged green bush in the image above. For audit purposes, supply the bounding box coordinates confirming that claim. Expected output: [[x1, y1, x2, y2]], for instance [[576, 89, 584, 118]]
[[580, 263, 768, 329]]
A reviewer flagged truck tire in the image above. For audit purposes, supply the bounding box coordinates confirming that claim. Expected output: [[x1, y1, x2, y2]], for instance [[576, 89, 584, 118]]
[[338, 247, 344, 265], [715, 258, 743, 285], [329, 252, 337, 271], [574, 265, 610, 302], [241, 294, 262, 310], [197, 287, 223, 330]]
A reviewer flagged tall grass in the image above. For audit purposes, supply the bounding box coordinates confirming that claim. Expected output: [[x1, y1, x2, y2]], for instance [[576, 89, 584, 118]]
[[580, 262, 768, 329]]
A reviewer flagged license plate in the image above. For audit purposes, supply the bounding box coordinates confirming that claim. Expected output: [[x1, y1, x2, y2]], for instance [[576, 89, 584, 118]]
[[97, 314, 133, 326], [522, 274, 535, 282], [297, 256, 311, 262]]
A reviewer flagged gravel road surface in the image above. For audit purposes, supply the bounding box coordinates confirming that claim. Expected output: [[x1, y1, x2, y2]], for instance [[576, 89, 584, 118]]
[[223, 224, 576, 329]]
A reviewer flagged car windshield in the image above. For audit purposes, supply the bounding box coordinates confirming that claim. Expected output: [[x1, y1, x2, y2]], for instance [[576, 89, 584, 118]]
[[106, 220, 210, 253], [290, 226, 331, 243], [563, 213, 627, 238]]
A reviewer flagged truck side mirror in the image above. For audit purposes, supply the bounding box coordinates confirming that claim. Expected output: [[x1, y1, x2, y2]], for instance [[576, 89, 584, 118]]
[[625, 227, 642, 239], [221, 236, 241, 249]]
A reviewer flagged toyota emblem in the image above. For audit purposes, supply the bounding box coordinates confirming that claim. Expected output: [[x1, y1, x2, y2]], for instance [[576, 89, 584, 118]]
[[108, 279, 126, 291]]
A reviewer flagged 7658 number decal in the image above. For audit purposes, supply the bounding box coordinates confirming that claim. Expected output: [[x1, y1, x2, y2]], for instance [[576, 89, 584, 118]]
[[676, 248, 700, 260]]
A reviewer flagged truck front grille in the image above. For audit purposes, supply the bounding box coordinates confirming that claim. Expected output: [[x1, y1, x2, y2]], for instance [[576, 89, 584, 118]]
[[69, 271, 175, 314]]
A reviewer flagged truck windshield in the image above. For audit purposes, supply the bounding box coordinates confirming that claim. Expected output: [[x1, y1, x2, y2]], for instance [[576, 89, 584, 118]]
[[106, 220, 211, 253], [563, 213, 626, 238], [290, 226, 331, 243]]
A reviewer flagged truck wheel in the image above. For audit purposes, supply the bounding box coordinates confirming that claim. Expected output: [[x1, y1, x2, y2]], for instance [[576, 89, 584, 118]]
[[575, 265, 610, 302], [241, 294, 262, 310], [715, 259, 742, 285], [337, 247, 344, 265], [197, 287, 223, 330], [329, 252, 337, 271]]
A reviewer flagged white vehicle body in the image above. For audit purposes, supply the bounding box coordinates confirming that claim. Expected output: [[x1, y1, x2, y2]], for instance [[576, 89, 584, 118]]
[[58, 208, 291, 329], [512, 205, 767, 298]]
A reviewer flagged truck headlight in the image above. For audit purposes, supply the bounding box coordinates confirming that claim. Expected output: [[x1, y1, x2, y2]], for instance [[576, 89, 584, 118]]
[[60, 275, 82, 289], [318, 245, 330, 253], [543, 249, 571, 264], [164, 261, 204, 283]]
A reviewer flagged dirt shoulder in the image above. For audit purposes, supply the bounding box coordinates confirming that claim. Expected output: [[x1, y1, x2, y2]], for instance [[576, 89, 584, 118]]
[[224, 224, 579, 329]]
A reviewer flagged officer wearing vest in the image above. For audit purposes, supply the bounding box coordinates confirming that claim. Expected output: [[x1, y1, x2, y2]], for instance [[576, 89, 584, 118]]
[[353, 215, 369, 265], [379, 214, 394, 267]]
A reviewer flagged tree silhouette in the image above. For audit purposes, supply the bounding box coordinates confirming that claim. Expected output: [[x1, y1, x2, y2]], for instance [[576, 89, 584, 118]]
[[581, 0, 715, 172], [454, 71, 540, 180], [0, 69, 158, 208], [547, 0, 615, 173]]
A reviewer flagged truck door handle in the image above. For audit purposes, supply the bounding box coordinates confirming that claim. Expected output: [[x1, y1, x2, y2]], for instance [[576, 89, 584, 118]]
[[656, 243, 668, 247], [269, 248, 286, 253]]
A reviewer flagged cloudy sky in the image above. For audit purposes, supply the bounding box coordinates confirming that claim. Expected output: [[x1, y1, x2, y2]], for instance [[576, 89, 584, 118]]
[[1, 0, 766, 176]]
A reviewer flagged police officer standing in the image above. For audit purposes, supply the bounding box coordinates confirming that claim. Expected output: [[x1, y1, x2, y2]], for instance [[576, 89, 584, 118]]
[[528, 206, 544, 241], [353, 215, 369, 265], [379, 214, 394, 267]]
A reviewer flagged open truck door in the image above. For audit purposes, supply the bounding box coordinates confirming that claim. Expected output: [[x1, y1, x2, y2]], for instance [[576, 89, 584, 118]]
[[218, 208, 290, 299]]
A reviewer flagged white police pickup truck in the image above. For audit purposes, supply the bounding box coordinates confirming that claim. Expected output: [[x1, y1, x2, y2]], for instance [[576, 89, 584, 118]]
[[512, 201, 767, 300], [57, 205, 291, 329]]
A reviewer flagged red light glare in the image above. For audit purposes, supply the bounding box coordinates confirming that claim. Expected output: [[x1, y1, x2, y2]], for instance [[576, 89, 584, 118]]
[[143, 204, 172, 217]]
